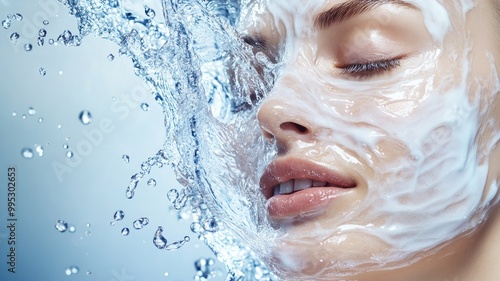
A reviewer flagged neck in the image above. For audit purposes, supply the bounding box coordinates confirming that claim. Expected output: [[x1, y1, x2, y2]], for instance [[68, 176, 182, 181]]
[[459, 203, 500, 281]]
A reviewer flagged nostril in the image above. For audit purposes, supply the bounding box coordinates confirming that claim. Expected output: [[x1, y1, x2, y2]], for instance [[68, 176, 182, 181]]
[[280, 122, 309, 135]]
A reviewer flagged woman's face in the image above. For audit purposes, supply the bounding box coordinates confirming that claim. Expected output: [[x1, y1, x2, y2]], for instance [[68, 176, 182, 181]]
[[237, 0, 500, 279]]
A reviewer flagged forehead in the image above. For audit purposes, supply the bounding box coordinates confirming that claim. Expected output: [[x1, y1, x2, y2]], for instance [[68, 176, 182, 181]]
[[241, 0, 454, 43]]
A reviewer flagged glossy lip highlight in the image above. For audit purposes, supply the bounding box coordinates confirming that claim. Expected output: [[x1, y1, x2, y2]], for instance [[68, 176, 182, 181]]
[[260, 157, 358, 200]]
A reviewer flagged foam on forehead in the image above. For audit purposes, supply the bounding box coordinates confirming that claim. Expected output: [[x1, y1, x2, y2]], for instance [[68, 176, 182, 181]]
[[262, 0, 452, 43]]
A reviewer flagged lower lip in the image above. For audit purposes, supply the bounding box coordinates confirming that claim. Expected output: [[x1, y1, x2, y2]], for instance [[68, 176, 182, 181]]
[[267, 187, 353, 219]]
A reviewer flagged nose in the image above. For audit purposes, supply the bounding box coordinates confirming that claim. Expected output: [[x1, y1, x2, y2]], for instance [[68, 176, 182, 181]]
[[257, 86, 316, 147]]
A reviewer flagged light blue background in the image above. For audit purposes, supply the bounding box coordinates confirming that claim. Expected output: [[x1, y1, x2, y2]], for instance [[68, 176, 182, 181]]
[[0, 1, 224, 280]]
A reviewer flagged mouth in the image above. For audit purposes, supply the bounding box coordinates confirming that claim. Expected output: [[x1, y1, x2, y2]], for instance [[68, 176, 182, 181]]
[[260, 157, 357, 219]]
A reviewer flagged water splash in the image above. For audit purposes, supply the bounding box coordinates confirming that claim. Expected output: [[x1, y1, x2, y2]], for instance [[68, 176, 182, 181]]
[[55, 0, 279, 280]]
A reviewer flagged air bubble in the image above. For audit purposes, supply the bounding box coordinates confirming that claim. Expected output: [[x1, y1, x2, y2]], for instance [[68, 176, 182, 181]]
[[68, 225, 76, 233], [39, 67, 46, 76], [55, 220, 68, 232], [133, 217, 149, 230], [122, 154, 130, 163], [63, 144, 69, 149], [14, 13, 23, 21], [12, 112, 16, 117], [65, 268, 72, 276], [86, 270, 92, 275], [140, 103, 149, 111], [66, 151, 74, 158], [21, 148, 34, 159], [85, 230, 91, 236], [37, 37, 44, 46], [147, 178, 156, 187], [79, 110, 92, 125], [43, 20, 49, 25], [86, 223, 91, 227], [24, 43, 32, 52], [10, 32, 19, 44], [38, 117, 43, 123], [113, 210, 125, 221], [22, 115, 27, 119], [121, 227, 130, 236], [107, 54, 115, 61], [48, 39, 54, 45]]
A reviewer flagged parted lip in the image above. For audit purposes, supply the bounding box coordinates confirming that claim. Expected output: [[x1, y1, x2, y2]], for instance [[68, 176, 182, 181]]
[[259, 157, 357, 200]]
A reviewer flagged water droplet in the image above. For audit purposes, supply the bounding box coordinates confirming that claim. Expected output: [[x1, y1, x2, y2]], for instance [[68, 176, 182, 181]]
[[39, 67, 46, 76], [24, 43, 32, 52], [122, 154, 130, 163], [167, 189, 179, 202], [37, 37, 44, 46], [28, 107, 36, 115], [66, 151, 74, 158], [10, 32, 19, 44], [107, 54, 115, 61], [43, 20, 49, 25], [63, 144, 69, 149], [39, 28, 47, 37], [2, 19, 11, 29], [153, 226, 168, 249], [48, 38, 54, 45], [79, 110, 92, 125], [121, 227, 130, 236], [202, 218, 219, 232], [144, 5, 156, 18], [14, 13, 23, 21], [35, 145, 44, 156], [113, 210, 125, 221], [70, 266, 79, 274], [55, 220, 68, 232], [140, 103, 149, 111], [133, 217, 149, 230], [21, 148, 34, 159], [147, 178, 156, 187]]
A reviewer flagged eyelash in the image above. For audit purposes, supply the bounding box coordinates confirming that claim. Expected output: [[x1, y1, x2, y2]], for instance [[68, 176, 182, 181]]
[[339, 58, 401, 78]]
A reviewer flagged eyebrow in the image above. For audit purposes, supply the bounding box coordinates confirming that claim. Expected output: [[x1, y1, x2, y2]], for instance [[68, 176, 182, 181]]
[[314, 0, 418, 28]]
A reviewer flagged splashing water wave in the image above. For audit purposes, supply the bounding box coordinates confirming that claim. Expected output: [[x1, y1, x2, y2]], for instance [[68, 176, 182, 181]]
[[56, 0, 280, 280]]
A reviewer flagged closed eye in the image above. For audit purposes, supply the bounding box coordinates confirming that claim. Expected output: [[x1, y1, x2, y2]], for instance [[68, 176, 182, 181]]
[[339, 58, 401, 79]]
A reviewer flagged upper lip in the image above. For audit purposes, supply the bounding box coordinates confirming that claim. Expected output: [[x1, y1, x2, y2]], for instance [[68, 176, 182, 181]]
[[259, 156, 357, 199]]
